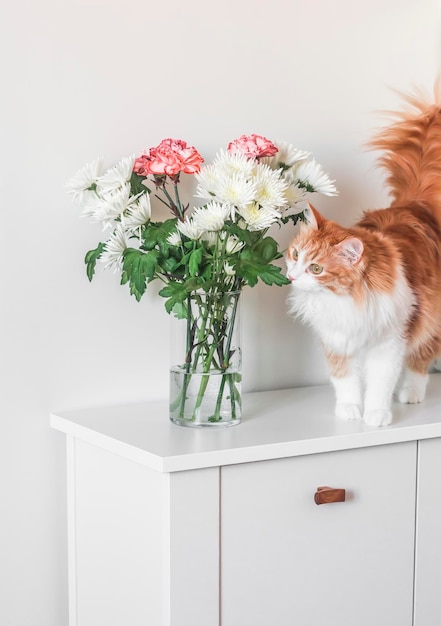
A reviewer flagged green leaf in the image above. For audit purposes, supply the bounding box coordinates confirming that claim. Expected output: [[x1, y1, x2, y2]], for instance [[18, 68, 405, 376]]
[[142, 219, 177, 255], [254, 236, 281, 263], [281, 213, 305, 226], [257, 264, 290, 286], [228, 223, 258, 247], [200, 262, 212, 281], [85, 242, 106, 281], [158, 278, 202, 314], [130, 171, 150, 196], [233, 253, 260, 287], [234, 249, 290, 287], [172, 301, 188, 319], [189, 246, 203, 277], [159, 256, 180, 274], [122, 248, 160, 301], [159, 282, 189, 314]]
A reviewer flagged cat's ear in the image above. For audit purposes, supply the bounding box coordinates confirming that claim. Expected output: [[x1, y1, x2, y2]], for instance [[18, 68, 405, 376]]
[[337, 237, 364, 265], [303, 203, 325, 230]]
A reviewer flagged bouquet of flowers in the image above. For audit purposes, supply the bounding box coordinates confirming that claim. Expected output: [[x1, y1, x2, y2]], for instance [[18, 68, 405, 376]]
[[67, 134, 336, 426]]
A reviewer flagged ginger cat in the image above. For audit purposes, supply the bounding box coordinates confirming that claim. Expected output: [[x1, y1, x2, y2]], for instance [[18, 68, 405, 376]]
[[286, 87, 441, 426]]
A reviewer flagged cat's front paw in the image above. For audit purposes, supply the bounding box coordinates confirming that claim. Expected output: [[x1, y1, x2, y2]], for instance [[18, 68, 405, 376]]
[[363, 409, 392, 427], [335, 403, 362, 421]]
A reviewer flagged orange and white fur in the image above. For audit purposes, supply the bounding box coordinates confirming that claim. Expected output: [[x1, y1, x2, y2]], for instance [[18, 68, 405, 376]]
[[286, 87, 441, 426]]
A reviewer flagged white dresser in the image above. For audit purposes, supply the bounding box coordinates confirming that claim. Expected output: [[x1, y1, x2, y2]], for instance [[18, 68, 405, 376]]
[[51, 374, 441, 626]]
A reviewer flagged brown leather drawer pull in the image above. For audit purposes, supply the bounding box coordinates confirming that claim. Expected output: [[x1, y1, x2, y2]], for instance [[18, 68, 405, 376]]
[[314, 486, 346, 505]]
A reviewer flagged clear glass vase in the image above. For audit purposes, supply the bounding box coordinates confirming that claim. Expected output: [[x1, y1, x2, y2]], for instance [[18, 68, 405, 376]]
[[169, 290, 242, 427]]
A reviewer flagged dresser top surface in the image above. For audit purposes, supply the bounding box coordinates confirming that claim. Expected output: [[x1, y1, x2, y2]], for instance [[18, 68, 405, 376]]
[[50, 373, 441, 472]]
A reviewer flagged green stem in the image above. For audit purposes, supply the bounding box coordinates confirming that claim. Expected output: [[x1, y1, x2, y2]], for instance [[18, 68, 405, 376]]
[[228, 373, 239, 417], [193, 342, 218, 416], [161, 185, 182, 219], [178, 295, 193, 420], [178, 292, 213, 421], [223, 290, 241, 368], [213, 372, 228, 422], [191, 293, 209, 372], [192, 290, 227, 418], [177, 287, 242, 423], [212, 290, 241, 422], [173, 182, 184, 217]]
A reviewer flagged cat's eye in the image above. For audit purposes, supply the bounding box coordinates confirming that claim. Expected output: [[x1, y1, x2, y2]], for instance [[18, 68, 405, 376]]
[[309, 263, 323, 275], [290, 248, 299, 260]]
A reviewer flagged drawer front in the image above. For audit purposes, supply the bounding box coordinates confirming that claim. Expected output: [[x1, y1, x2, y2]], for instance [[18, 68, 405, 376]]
[[414, 438, 441, 626], [221, 442, 416, 626]]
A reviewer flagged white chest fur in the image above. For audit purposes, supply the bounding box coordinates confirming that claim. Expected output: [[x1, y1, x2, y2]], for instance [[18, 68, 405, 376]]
[[287, 271, 415, 356]]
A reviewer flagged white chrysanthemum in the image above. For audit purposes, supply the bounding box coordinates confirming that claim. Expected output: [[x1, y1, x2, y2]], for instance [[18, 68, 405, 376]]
[[65, 157, 104, 204], [79, 190, 103, 220], [97, 155, 135, 196], [192, 202, 231, 232], [295, 158, 338, 196], [167, 231, 182, 247], [212, 172, 256, 210], [237, 203, 281, 231], [195, 150, 255, 203], [82, 183, 132, 229], [224, 261, 236, 276], [212, 149, 255, 178], [224, 234, 245, 254], [288, 199, 310, 215], [253, 164, 288, 211], [262, 141, 310, 170], [195, 172, 256, 213], [124, 193, 151, 230], [281, 169, 308, 207], [176, 217, 203, 241], [100, 224, 129, 271], [284, 183, 308, 207], [194, 163, 220, 202], [201, 231, 218, 247], [74, 189, 102, 213]]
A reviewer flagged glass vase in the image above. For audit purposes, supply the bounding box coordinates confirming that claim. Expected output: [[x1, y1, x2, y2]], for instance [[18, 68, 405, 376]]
[[169, 290, 242, 427]]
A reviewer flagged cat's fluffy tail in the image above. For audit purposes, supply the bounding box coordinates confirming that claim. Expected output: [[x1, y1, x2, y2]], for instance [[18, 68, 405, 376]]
[[369, 77, 441, 214]]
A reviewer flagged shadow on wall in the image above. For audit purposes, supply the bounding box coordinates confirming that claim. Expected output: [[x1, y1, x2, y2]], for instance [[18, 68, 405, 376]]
[[241, 282, 329, 393]]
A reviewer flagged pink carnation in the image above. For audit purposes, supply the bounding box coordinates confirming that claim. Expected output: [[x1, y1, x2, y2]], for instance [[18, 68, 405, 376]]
[[133, 139, 204, 178], [133, 154, 151, 177], [227, 134, 278, 160]]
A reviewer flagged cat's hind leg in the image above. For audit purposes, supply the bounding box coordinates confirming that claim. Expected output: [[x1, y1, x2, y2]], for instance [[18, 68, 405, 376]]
[[397, 369, 428, 403], [396, 353, 431, 404]]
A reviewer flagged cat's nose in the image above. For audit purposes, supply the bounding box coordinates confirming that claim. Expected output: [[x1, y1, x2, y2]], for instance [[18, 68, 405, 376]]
[[288, 273, 296, 282]]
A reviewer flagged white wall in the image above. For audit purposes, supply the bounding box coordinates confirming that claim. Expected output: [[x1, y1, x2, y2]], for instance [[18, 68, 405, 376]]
[[1, 0, 440, 624]]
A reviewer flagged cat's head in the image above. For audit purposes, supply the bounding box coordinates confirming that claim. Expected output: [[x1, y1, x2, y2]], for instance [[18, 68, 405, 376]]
[[285, 204, 364, 294]]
